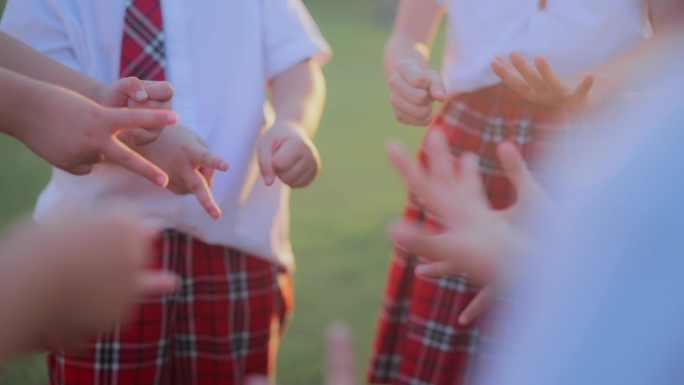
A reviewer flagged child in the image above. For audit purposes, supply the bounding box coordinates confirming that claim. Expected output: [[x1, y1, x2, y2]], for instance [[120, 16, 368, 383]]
[[1, 1, 330, 384], [369, 0, 682, 384]]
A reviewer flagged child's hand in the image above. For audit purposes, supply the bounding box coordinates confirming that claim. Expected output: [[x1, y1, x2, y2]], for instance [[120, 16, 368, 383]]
[[95, 77, 174, 145], [17, 83, 178, 186], [491, 53, 595, 110], [388, 131, 508, 286], [256, 122, 321, 188], [388, 132, 552, 324], [134, 125, 229, 219], [388, 60, 446, 126], [0, 212, 179, 353]]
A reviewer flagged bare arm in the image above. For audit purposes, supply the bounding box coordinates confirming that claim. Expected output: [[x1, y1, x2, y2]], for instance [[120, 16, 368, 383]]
[[384, 0, 444, 78], [256, 59, 327, 188], [269, 58, 326, 139], [385, 0, 447, 126], [588, 0, 684, 100], [0, 32, 106, 102]]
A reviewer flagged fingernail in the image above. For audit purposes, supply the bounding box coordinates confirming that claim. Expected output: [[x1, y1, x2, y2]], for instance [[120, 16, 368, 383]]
[[220, 161, 229, 171], [265, 175, 274, 186], [166, 113, 179, 124], [156, 175, 168, 187], [458, 315, 468, 325], [211, 209, 221, 220], [135, 90, 148, 101]]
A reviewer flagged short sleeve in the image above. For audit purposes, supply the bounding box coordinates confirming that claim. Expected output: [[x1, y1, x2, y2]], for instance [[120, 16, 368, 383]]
[[262, 0, 332, 80], [1, 0, 83, 72]]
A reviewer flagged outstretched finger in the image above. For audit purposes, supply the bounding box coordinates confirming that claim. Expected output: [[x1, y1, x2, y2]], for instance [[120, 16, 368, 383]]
[[243, 376, 272, 385], [199, 165, 216, 188], [415, 260, 456, 279], [534, 56, 566, 93], [102, 139, 169, 187], [182, 168, 221, 220], [256, 138, 277, 186], [386, 139, 425, 193], [392, 221, 454, 263], [425, 130, 453, 181], [509, 52, 547, 92], [136, 271, 180, 297], [457, 152, 480, 182], [571, 74, 595, 102], [197, 150, 229, 172], [326, 324, 357, 385], [491, 58, 535, 99], [458, 286, 495, 326], [497, 142, 530, 193]]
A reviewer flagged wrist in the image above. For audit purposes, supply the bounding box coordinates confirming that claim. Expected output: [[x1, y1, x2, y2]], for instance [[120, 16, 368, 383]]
[[271, 120, 309, 138], [2, 72, 43, 141], [87, 81, 109, 106]]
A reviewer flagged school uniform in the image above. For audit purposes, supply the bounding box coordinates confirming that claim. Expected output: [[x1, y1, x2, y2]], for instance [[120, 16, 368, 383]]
[[1, 0, 330, 383], [368, 1, 648, 384]]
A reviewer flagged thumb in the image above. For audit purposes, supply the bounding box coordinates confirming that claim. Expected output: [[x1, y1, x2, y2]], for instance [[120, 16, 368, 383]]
[[256, 137, 277, 186], [497, 142, 530, 192], [427, 71, 446, 102], [120, 76, 149, 103]]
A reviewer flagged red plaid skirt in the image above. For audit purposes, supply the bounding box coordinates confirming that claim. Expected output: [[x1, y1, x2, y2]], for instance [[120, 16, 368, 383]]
[[368, 83, 574, 385], [48, 230, 293, 385]]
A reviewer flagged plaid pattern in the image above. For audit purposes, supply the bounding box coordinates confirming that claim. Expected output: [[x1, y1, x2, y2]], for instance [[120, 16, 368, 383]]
[[120, 0, 167, 80], [368, 83, 575, 385], [47, 230, 293, 385]]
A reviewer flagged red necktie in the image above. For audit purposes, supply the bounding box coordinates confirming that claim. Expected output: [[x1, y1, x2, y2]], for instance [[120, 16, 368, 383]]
[[119, 0, 167, 81]]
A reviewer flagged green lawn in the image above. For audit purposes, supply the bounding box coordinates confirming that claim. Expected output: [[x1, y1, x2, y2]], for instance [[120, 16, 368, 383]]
[[0, 1, 443, 384]]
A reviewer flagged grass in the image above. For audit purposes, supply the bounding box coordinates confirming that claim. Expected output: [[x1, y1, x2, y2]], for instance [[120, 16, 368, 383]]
[[0, 1, 443, 384]]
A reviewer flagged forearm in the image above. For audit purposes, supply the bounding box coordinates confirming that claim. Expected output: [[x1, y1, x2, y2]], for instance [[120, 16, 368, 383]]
[[0, 32, 104, 101], [385, 33, 432, 79], [384, 0, 443, 78], [0, 67, 53, 139], [269, 59, 325, 138], [583, 1, 684, 101]]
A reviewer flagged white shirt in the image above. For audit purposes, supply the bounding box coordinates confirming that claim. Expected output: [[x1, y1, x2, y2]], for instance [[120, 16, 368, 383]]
[[1, 0, 331, 270], [435, 0, 649, 94]]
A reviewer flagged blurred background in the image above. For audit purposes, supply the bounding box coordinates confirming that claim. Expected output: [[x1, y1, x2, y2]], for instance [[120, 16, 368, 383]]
[[0, 0, 446, 384]]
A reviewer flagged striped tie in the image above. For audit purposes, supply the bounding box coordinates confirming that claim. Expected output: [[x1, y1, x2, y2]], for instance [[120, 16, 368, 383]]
[[120, 0, 167, 80]]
